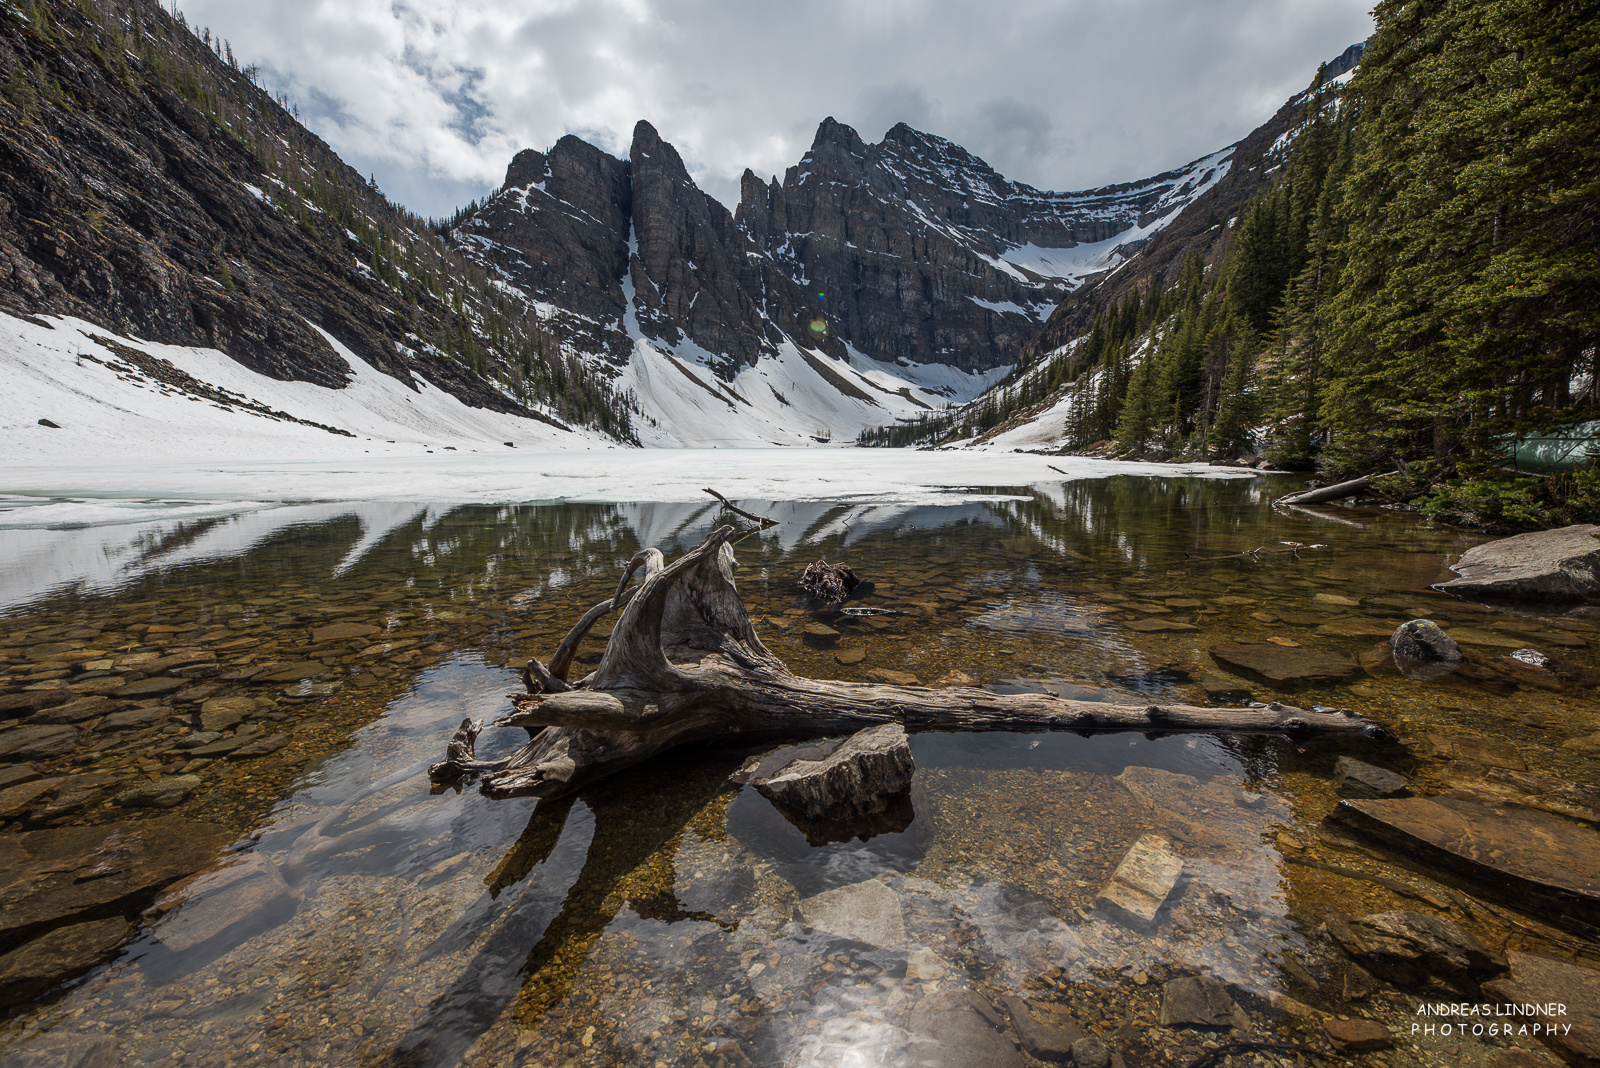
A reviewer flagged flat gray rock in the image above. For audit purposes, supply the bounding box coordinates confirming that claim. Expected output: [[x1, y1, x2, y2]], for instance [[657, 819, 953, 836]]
[[999, 996, 1083, 1060], [1209, 642, 1358, 686], [115, 775, 201, 810], [1159, 975, 1236, 1028], [149, 852, 302, 954], [1435, 524, 1600, 602], [796, 878, 906, 950], [1072, 1037, 1112, 1068], [1334, 756, 1409, 799], [905, 989, 1025, 1068], [0, 724, 79, 761], [0, 691, 70, 718]]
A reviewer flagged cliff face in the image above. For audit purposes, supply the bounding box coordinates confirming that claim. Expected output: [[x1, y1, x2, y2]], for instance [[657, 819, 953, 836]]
[[0, 0, 582, 423], [737, 119, 1232, 372], [457, 118, 1231, 379]]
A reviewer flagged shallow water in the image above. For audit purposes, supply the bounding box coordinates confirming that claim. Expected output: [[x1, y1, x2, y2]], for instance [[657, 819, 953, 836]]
[[1, 475, 1597, 1067]]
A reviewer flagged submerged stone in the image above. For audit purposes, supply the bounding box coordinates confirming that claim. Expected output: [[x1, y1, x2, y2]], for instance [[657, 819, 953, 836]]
[[0, 917, 128, 1007], [905, 989, 1025, 1068], [1322, 1017, 1393, 1053], [310, 622, 379, 643], [1334, 756, 1409, 799], [1482, 952, 1600, 1066], [999, 996, 1083, 1060], [1095, 834, 1183, 924], [115, 775, 201, 810], [0, 724, 79, 761], [0, 815, 230, 948], [1325, 909, 1506, 991], [1209, 642, 1358, 686], [1159, 975, 1237, 1028], [148, 852, 302, 954], [796, 878, 906, 950]]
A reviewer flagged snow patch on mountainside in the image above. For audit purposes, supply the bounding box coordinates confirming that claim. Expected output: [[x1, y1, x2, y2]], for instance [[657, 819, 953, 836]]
[[620, 336, 1000, 447], [0, 311, 602, 465]]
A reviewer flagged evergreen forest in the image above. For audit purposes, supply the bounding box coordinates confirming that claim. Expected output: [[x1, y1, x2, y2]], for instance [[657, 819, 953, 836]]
[[862, 0, 1599, 528]]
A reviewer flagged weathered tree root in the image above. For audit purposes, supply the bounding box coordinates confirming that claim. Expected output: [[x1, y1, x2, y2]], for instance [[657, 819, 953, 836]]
[[431, 525, 1394, 799]]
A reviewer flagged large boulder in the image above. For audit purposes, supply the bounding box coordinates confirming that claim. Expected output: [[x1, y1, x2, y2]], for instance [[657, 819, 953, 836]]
[[1209, 642, 1358, 686], [1434, 524, 1600, 602]]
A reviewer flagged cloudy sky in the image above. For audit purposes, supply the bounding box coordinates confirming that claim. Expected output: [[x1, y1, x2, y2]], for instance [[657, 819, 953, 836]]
[[182, 0, 1374, 219]]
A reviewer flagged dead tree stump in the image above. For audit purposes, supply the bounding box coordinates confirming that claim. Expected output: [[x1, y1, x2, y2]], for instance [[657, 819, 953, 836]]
[[432, 525, 1392, 799]]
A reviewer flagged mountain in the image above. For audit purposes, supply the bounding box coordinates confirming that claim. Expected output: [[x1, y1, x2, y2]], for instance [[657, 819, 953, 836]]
[[452, 117, 1233, 443], [735, 119, 1231, 372], [457, 119, 1236, 376], [860, 45, 1367, 451], [0, 0, 1350, 454], [0, 0, 633, 455]]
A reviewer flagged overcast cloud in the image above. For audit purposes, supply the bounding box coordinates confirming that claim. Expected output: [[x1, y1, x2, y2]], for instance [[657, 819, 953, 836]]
[[181, 0, 1374, 219]]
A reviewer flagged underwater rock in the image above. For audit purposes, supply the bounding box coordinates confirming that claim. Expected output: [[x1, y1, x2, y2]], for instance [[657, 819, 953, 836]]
[[1095, 834, 1183, 924], [147, 852, 302, 955], [1482, 951, 1600, 1066], [1334, 757, 1409, 799], [0, 724, 79, 761], [999, 996, 1084, 1060], [905, 988, 1025, 1068], [0, 815, 230, 949], [1325, 909, 1506, 992], [1158, 975, 1237, 1028], [114, 775, 201, 810], [0, 917, 128, 1007], [1322, 1016, 1393, 1052], [796, 878, 906, 950], [1209, 642, 1359, 686]]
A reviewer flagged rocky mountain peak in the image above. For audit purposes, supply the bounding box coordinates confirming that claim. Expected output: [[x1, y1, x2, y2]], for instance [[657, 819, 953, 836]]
[[459, 112, 1240, 380]]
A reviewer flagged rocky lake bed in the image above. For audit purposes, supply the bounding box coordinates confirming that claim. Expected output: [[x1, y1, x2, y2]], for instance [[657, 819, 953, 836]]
[[1, 479, 1599, 1067]]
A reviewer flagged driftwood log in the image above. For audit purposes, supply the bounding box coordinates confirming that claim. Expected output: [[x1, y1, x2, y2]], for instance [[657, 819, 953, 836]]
[[432, 525, 1392, 799], [1274, 471, 1397, 508]]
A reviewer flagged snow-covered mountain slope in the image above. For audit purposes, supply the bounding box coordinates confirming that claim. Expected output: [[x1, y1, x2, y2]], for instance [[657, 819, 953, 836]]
[[0, 310, 603, 465], [620, 335, 1005, 447]]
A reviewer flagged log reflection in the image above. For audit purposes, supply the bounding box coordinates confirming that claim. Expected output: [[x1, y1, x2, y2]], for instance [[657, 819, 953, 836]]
[[388, 751, 742, 1067]]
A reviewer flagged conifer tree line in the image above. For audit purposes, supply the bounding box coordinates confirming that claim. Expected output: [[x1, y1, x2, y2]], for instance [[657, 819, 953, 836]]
[[2, 0, 638, 441], [865, 0, 1598, 491]]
